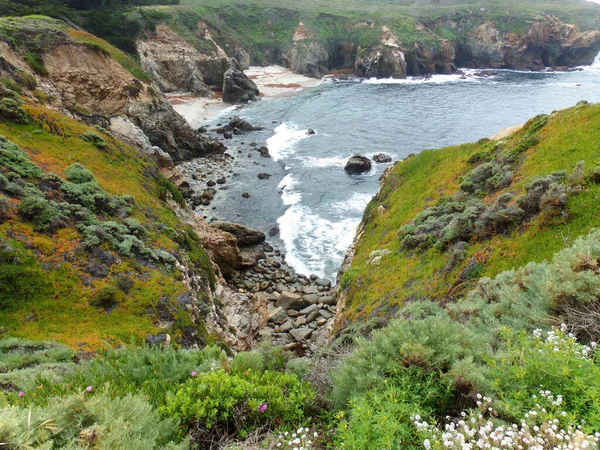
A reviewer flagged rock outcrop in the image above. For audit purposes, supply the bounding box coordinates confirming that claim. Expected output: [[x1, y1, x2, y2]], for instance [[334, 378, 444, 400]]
[[345, 154, 372, 174], [285, 23, 329, 78], [222, 58, 259, 103], [457, 16, 600, 70]]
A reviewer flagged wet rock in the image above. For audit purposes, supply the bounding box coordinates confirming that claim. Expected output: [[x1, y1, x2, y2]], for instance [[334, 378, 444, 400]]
[[229, 116, 257, 132], [345, 154, 372, 174], [276, 291, 305, 310], [257, 173, 272, 180], [242, 192, 251, 198], [249, 142, 257, 147], [198, 126, 207, 133], [207, 180, 216, 187], [223, 132, 233, 139], [373, 153, 392, 163], [307, 128, 316, 135], [269, 226, 280, 237], [202, 189, 215, 200], [211, 221, 266, 247], [216, 178, 227, 184], [258, 146, 270, 158]]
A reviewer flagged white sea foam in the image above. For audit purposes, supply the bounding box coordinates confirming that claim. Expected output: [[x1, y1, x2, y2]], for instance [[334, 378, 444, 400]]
[[278, 173, 302, 206], [277, 204, 360, 279], [266, 123, 311, 160], [363, 72, 483, 85], [302, 155, 348, 168], [332, 192, 373, 214]]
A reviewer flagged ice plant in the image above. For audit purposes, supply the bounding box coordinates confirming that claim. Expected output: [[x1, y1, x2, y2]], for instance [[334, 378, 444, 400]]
[[191, 371, 197, 377], [258, 403, 268, 413], [18, 391, 24, 398], [85, 386, 93, 392]]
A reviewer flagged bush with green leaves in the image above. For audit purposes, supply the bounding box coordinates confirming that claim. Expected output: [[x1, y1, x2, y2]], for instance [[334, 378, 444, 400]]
[[335, 367, 456, 450], [162, 369, 315, 437], [0, 136, 41, 178], [81, 130, 108, 149], [333, 230, 600, 429], [62, 344, 224, 408], [459, 161, 513, 194], [0, 393, 188, 449], [487, 326, 600, 432], [0, 195, 8, 222], [17, 194, 70, 232], [0, 240, 52, 310], [64, 162, 95, 184]]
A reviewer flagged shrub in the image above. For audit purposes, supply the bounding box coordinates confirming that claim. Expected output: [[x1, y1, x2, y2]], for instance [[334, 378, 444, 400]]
[[336, 367, 456, 450], [23, 51, 48, 76], [0, 97, 28, 123], [459, 161, 513, 194], [517, 171, 570, 216], [18, 194, 69, 232], [0, 136, 41, 178], [162, 369, 315, 437], [230, 351, 265, 374], [89, 285, 123, 309], [0, 195, 8, 222], [0, 393, 188, 449], [64, 345, 224, 408], [81, 131, 108, 149], [487, 327, 600, 432], [0, 240, 52, 310], [157, 175, 185, 207], [64, 163, 95, 184]]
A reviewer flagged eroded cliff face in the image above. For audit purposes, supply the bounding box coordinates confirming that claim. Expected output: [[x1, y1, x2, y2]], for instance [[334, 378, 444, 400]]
[[197, 15, 600, 80], [0, 29, 223, 163], [456, 16, 600, 70]]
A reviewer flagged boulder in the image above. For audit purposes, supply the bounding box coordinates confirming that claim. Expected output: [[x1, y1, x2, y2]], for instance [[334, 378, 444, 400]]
[[268, 307, 289, 325], [229, 116, 256, 132], [315, 278, 331, 287], [319, 295, 337, 306], [373, 153, 392, 163], [211, 221, 266, 247], [258, 146, 270, 157], [222, 58, 259, 104], [345, 154, 372, 174], [276, 291, 305, 310], [289, 328, 313, 341]]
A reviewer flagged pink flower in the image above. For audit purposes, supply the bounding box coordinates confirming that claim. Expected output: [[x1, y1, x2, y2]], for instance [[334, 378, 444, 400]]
[[18, 391, 24, 398], [258, 403, 268, 413], [86, 386, 93, 392], [191, 371, 197, 377]]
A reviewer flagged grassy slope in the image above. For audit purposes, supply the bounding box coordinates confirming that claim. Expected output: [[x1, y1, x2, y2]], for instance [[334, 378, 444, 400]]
[[341, 102, 600, 322], [0, 104, 212, 350]]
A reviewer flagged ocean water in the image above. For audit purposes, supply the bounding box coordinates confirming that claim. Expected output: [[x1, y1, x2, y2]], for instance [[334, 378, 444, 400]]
[[195, 62, 600, 281]]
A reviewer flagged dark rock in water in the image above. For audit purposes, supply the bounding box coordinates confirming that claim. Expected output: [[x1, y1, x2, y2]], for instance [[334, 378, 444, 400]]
[[207, 180, 216, 187], [216, 127, 225, 134], [307, 128, 316, 135], [242, 192, 251, 198], [233, 129, 242, 135], [344, 154, 372, 174], [197, 126, 207, 133], [146, 333, 171, 347], [223, 58, 259, 104], [373, 153, 392, 163], [268, 226, 280, 237], [257, 173, 272, 180], [263, 243, 274, 252], [202, 189, 215, 200], [211, 221, 266, 247], [217, 178, 227, 184], [223, 132, 233, 139], [258, 146, 270, 157], [229, 116, 255, 132], [249, 142, 257, 147]]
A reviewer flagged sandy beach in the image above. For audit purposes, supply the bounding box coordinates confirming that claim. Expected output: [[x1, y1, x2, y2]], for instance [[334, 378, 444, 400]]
[[170, 65, 322, 124]]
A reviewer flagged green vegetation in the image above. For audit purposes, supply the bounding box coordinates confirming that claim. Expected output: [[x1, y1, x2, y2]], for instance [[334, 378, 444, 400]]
[[0, 97, 214, 349], [342, 102, 600, 322]]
